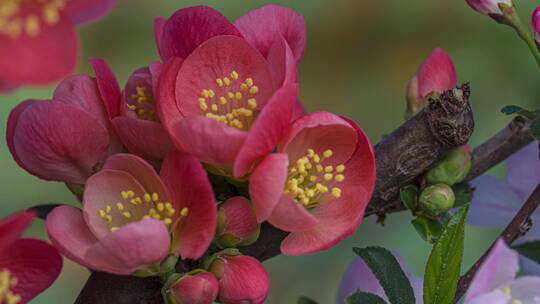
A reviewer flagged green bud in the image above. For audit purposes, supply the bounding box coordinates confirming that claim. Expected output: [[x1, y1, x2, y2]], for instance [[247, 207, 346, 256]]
[[419, 184, 455, 216], [425, 145, 472, 186]]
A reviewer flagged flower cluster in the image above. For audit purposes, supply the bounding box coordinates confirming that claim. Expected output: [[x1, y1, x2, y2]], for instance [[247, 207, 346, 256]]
[[5, 4, 376, 303]]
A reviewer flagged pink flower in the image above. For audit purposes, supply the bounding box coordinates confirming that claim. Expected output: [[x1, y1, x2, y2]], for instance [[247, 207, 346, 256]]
[[532, 6, 540, 47], [464, 239, 540, 304], [209, 253, 269, 304], [465, 0, 513, 18], [249, 112, 376, 255], [6, 59, 122, 184], [406, 48, 456, 117], [167, 271, 219, 304], [0, 0, 117, 92], [46, 152, 216, 275], [112, 63, 174, 163], [0, 211, 62, 304], [158, 39, 298, 178], [215, 196, 260, 248], [155, 5, 305, 178]]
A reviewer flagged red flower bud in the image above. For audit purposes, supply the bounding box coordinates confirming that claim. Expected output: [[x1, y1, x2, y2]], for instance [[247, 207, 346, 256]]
[[209, 254, 269, 304], [215, 197, 260, 248], [168, 271, 219, 304]]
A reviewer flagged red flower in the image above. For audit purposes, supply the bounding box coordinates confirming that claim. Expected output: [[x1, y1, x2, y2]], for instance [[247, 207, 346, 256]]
[[46, 152, 216, 275], [155, 5, 305, 178], [215, 196, 260, 248], [0, 211, 62, 304], [249, 112, 376, 255], [0, 0, 117, 92], [6, 59, 121, 184], [112, 63, 175, 163]]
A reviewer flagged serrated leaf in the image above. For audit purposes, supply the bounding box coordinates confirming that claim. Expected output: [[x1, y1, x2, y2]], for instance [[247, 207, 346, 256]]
[[423, 206, 468, 304], [347, 292, 387, 304], [297, 296, 319, 304], [411, 217, 443, 244], [530, 118, 540, 140], [513, 241, 540, 265], [28, 204, 62, 220], [452, 182, 473, 208], [400, 185, 419, 211], [501, 105, 524, 115], [353, 247, 415, 304]]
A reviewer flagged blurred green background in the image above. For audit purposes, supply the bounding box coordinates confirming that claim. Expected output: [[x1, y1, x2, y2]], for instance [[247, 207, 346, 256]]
[[1, 0, 539, 303]]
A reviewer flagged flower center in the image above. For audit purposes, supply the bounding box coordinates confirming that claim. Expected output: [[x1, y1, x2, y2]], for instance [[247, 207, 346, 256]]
[[0, 269, 21, 304], [97, 190, 188, 232], [198, 70, 259, 130], [498, 286, 523, 304], [0, 0, 65, 38], [127, 86, 158, 121], [284, 148, 346, 209]]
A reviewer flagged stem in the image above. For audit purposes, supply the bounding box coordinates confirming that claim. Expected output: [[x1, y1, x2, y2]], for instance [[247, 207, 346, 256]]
[[452, 182, 540, 303], [514, 22, 540, 69]]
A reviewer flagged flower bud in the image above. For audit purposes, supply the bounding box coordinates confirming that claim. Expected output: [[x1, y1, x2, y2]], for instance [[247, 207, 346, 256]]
[[215, 197, 260, 248], [425, 145, 472, 186], [166, 271, 219, 304], [208, 252, 269, 304], [419, 184, 455, 216], [465, 0, 513, 21], [532, 6, 540, 48]]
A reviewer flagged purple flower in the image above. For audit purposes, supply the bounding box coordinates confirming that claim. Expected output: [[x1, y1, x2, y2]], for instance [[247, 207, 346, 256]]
[[464, 239, 540, 304], [336, 253, 423, 304], [469, 142, 540, 233], [468, 142, 540, 274]]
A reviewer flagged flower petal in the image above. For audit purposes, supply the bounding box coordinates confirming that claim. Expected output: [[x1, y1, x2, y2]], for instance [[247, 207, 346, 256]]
[[280, 188, 367, 256], [469, 175, 522, 228], [0, 6, 77, 85], [175, 35, 273, 117], [155, 56, 184, 146], [267, 37, 298, 89], [268, 195, 318, 232], [90, 58, 121, 119], [46, 205, 97, 268], [416, 48, 457, 100], [0, 239, 62, 303], [234, 5, 306, 62], [505, 142, 540, 201], [83, 169, 147, 239], [0, 211, 35, 253], [234, 84, 297, 177], [161, 151, 216, 260], [281, 111, 358, 166], [154, 17, 166, 53], [65, 0, 117, 24], [6, 100, 41, 176], [504, 276, 540, 303], [112, 117, 174, 162], [85, 219, 170, 275], [216, 255, 270, 304], [11, 101, 110, 184], [53, 75, 110, 127], [466, 290, 509, 304], [249, 153, 289, 222], [168, 115, 247, 169], [158, 6, 242, 61], [465, 239, 519, 302]]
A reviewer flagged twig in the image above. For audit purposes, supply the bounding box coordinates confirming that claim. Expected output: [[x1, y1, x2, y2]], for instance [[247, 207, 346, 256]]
[[452, 182, 540, 303]]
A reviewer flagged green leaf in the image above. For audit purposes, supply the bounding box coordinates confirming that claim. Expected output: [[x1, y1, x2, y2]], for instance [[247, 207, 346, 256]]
[[347, 292, 387, 304], [423, 206, 469, 304], [513, 241, 540, 264], [411, 217, 443, 244], [452, 182, 473, 208], [501, 105, 524, 115], [353, 247, 415, 304], [530, 117, 540, 140], [400, 185, 419, 212], [298, 296, 319, 304]]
